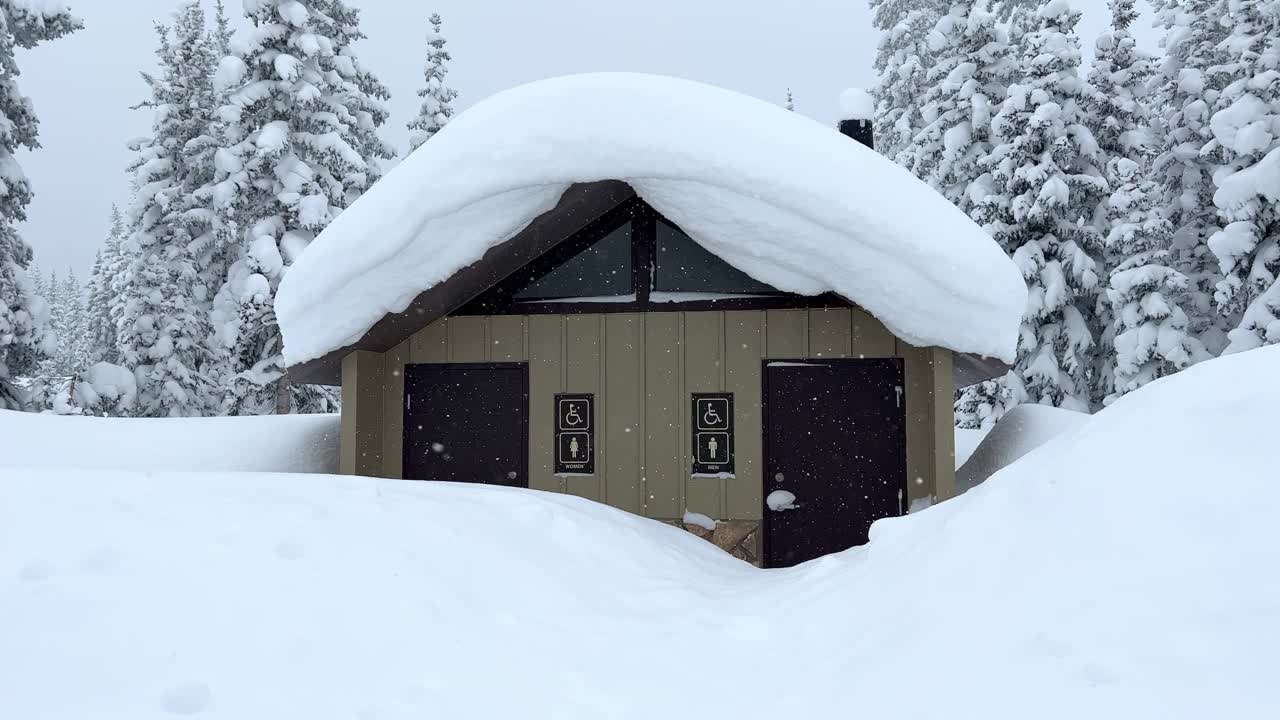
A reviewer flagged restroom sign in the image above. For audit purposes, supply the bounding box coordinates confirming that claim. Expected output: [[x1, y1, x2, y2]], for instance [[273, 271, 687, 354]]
[[691, 393, 734, 475], [554, 393, 594, 474]]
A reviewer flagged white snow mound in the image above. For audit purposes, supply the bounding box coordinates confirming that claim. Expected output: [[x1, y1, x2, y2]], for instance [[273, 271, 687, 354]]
[[0, 410, 339, 474], [2, 346, 1278, 718], [955, 403, 1091, 492], [276, 73, 1025, 366]]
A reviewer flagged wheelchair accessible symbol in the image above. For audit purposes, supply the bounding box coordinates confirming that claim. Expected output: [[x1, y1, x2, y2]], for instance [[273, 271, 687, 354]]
[[696, 398, 730, 431], [558, 398, 591, 431]]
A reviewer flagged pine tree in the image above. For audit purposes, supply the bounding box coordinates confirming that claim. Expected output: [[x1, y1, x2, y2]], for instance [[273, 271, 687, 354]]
[[910, 2, 1013, 213], [211, 0, 233, 56], [1151, 0, 1232, 354], [118, 5, 219, 417], [1079, 0, 1207, 401], [87, 206, 126, 364], [211, 0, 393, 415], [869, 0, 949, 167], [0, 2, 81, 409], [1205, 0, 1280, 353], [406, 12, 458, 152], [974, 0, 1108, 412], [35, 268, 62, 376], [1103, 158, 1209, 399], [58, 269, 90, 376], [785, 88, 794, 111]]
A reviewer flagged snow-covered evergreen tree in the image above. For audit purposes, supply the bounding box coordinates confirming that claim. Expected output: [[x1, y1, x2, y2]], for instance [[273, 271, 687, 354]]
[[57, 269, 90, 375], [87, 205, 126, 364], [910, 2, 1012, 213], [1080, 0, 1207, 401], [1103, 158, 1209, 399], [406, 12, 457, 153], [1151, 0, 1232, 353], [785, 88, 794, 111], [973, 0, 1108, 412], [869, 0, 949, 167], [118, 4, 220, 417], [211, 0, 393, 415], [211, 0, 234, 56], [1205, 0, 1280, 353], [0, 1, 81, 409], [34, 268, 62, 376]]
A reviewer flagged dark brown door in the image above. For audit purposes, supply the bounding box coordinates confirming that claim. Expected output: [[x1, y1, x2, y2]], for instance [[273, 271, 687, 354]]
[[761, 358, 906, 568], [403, 363, 528, 487]]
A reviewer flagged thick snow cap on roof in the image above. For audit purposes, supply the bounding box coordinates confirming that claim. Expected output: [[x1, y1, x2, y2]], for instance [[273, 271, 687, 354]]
[[839, 87, 875, 120], [276, 73, 1025, 366]]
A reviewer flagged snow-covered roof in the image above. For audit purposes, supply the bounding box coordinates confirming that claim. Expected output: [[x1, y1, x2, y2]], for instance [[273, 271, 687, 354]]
[[276, 73, 1025, 366], [839, 87, 875, 121]]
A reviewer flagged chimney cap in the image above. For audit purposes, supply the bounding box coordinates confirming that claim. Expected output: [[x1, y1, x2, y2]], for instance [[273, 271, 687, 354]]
[[838, 88, 874, 122]]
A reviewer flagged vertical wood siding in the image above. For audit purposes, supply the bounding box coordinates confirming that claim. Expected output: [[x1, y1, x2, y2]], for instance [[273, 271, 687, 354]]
[[376, 310, 952, 520]]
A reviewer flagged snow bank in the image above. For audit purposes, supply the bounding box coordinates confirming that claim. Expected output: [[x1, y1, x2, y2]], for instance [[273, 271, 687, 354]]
[[955, 404, 1090, 493], [276, 73, 1025, 366], [954, 425, 991, 469], [0, 410, 339, 474], [3, 347, 1277, 719]]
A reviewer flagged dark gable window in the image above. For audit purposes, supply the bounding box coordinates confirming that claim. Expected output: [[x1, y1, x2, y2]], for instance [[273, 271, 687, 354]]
[[653, 219, 777, 294], [513, 221, 634, 300]]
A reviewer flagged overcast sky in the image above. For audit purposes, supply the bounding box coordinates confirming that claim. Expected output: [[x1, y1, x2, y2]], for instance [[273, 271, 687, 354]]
[[20, 0, 1158, 279]]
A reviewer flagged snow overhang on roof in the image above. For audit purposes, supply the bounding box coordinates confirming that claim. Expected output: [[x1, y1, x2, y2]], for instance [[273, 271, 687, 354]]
[[275, 73, 1026, 370]]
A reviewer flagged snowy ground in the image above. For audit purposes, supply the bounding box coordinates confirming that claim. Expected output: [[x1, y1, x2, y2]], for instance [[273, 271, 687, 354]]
[[3, 348, 1279, 719], [0, 410, 338, 474]]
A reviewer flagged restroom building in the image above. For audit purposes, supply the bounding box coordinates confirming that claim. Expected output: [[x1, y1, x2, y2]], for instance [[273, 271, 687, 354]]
[[276, 74, 1024, 568]]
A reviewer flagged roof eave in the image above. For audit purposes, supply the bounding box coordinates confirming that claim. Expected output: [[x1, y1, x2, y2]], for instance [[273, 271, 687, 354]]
[[287, 180, 637, 386]]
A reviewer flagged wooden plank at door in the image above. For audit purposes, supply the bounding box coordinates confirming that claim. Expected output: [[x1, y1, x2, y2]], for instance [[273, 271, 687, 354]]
[[807, 308, 852, 358], [381, 339, 409, 479], [764, 309, 808, 358], [604, 314, 644, 514], [683, 312, 723, 519], [643, 313, 682, 518], [896, 339, 935, 504], [447, 316, 488, 362], [852, 307, 897, 357], [929, 347, 956, 500], [527, 315, 563, 493], [724, 311, 764, 520], [488, 316, 527, 361], [410, 320, 447, 362], [340, 351, 383, 476], [564, 315, 603, 502]]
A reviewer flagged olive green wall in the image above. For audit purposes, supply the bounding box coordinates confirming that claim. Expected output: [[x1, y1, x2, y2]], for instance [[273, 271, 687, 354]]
[[338, 308, 957, 520]]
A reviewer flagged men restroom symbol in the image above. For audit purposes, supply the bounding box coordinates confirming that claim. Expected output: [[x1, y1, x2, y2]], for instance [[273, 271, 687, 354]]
[[696, 432, 730, 465]]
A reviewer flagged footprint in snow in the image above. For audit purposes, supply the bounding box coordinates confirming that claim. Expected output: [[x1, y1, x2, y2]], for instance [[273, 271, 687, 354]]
[[274, 540, 305, 560], [17, 561, 53, 583], [162, 682, 211, 715]]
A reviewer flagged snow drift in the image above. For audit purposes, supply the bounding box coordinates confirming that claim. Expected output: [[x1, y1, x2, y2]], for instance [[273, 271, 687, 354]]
[[955, 404, 1091, 493], [2, 346, 1277, 719], [0, 410, 339, 474], [275, 73, 1025, 366]]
